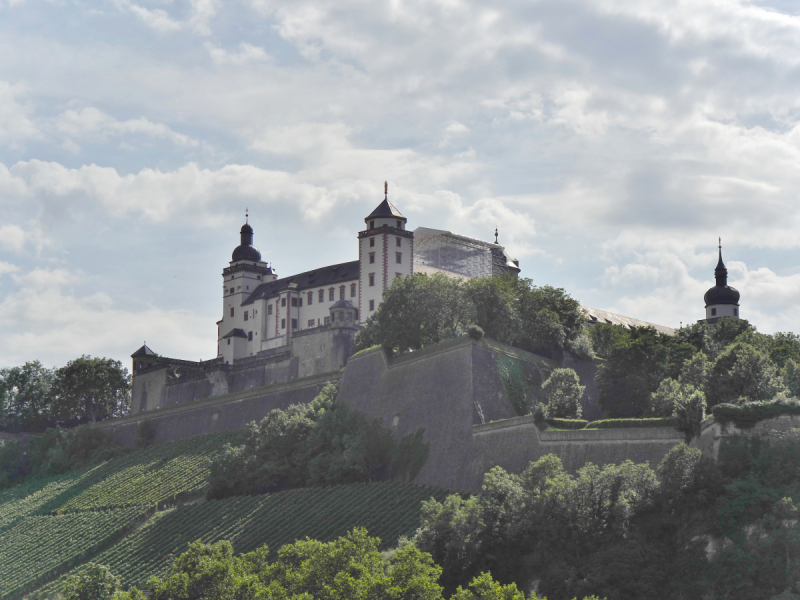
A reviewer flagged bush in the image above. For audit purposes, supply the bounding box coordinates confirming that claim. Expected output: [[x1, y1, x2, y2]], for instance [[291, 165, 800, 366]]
[[0, 438, 32, 488], [544, 418, 588, 430], [63, 563, 120, 600], [541, 368, 584, 419], [712, 398, 800, 429], [674, 388, 706, 439], [584, 417, 680, 429], [29, 425, 127, 476], [467, 325, 484, 341], [135, 419, 154, 449]]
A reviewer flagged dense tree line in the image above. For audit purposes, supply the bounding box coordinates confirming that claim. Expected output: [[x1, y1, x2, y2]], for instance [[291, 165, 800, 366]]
[[414, 437, 800, 600], [355, 273, 591, 360], [55, 529, 601, 600], [0, 355, 130, 432], [592, 318, 800, 420]]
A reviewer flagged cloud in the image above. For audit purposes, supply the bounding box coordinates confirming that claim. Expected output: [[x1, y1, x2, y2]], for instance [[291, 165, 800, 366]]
[[205, 42, 270, 66], [0, 224, 25, 252], [113, 0, 218, 35], [0, 266, 213, 368], [0, 261, 19, 276], [55, 107, 198, 149], [0, 82, 41, 146]]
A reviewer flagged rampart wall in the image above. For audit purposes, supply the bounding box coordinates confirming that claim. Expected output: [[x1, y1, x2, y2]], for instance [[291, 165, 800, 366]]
[[337, 338, 684, 492], [101, 371, 342, 448], [696, 414, 800, 460]]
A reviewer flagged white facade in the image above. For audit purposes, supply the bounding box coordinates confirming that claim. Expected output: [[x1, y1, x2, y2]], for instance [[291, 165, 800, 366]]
[[705, 304, 739, 320]]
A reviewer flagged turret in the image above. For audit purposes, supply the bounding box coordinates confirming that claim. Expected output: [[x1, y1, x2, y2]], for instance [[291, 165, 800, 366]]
[[700, 238, 740, 324]]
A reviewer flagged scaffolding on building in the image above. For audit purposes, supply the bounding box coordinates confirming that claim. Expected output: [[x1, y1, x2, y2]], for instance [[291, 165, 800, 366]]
[[413, 227, 518, 279]]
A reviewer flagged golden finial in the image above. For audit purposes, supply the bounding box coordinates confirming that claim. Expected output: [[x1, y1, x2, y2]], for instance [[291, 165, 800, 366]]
[[718, 236, 721, 249], [384, 181, 388, 199], [246, 207, 249, 224]]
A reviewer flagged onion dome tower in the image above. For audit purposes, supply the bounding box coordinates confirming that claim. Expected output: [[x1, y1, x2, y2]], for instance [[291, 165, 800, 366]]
[[700, 238, 740, 324]]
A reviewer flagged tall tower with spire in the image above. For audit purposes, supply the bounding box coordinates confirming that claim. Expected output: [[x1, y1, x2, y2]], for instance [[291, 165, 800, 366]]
[[357, 182, 414, 319], [699, 238, 740, 324]]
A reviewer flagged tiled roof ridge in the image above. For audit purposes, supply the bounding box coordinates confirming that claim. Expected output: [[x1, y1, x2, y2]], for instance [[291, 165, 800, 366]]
[[242, 260, 360, 305]]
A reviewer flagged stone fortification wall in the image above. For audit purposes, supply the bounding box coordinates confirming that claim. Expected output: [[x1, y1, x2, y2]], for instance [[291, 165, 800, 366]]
[[696, 414, 800, 460], [338, 338, 684, 492], [102, 371, 342, 449], [132, 325, 355, 413]]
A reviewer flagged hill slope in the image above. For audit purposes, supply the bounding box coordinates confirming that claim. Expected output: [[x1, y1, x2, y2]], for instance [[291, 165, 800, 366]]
[[0, 432, 449, 600]]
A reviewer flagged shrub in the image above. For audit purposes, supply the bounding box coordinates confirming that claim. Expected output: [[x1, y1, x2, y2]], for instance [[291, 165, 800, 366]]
[[712, 397, 800, 429], [584, 418, 680, 429], [674, 388, 706, 439], [541, 368, 584, 419], [544, 418, 588, 430], [467, 325, 484, 341], [63, 563, 120, 600], [648, 378, 683, 417], [29, 425, 127, 476]]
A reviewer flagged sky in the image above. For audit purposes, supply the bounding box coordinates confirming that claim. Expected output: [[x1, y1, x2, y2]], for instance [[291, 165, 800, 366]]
[[1, 0, 800, 369]]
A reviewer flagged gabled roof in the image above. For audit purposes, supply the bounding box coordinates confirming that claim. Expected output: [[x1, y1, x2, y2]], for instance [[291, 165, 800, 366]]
[[330, 299, 356, 309], [582, 306, 676, 336], [367, 198, 406, 221], [242, 261, 360, 306], [131, 344, 156, 357], [222, 328, 248, 339]]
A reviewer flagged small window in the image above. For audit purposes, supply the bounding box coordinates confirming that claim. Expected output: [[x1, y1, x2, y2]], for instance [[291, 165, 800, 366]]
[[396, 272, 401, 278], [711, 308, 716, 316], [369, 299, 375, 311], [396, 252, 402, 264], [230, 307, 234, 317], [370, 220, 375, 229], [248, 331, 253, 341], [350, 283, 356, 297], [396, 237, 401, 247], [319, 289, 324, 302], [291, 298, 298, 307], [329, 288, 334, 301], [292, 318, 298, 330], [230, 287, 234, 294], [369, 252, 375, 264], [324, 316, 330, 326], [281, 298, 286, 307], [340, 286, 345, 300], [308, 319, 315, 328], [308, 292, 313, 305], [299, 297, 303, 307], [734, 308, 738, 316], [268, 304, 273, 315], [244, 312, 249, 321], [369, 273, 375, 287], [369, 237, 375, 247], [227, 339, 230, 345], [281, 318, 286, 329], [396, 220, 401, 228]]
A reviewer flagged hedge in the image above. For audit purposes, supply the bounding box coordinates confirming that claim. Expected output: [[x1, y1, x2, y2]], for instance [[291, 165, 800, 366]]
[[544, 418, 589, 430], [712, 399, 800, 429], [583, 417, 680, 430]]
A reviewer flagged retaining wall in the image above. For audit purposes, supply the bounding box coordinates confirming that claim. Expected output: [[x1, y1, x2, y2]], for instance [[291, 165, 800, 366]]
[[101, 371, 342, 448], [337, 338, 684, 492], [696, 414, 800, 460]]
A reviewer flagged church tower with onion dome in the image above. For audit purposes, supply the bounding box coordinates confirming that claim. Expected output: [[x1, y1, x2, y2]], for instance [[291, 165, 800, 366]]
[[217, 211, 276, 363], [699, 239, 740, 324]]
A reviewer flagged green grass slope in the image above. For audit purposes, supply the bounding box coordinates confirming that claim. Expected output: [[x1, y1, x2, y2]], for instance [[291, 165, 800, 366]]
[[36, 482, 449, 594]]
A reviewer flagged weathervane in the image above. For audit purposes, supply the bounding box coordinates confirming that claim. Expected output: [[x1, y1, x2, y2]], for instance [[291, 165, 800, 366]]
[[384, 181, 388, 199], [494, 228, 498, 244], [246, 208, 249, 224]]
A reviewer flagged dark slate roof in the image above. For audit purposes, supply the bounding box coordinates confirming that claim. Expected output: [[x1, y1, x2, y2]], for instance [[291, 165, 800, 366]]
[[367, 198, 406, 220], [222, 328, 248, 339], [330, 299, 356, 309], [704, 285, 740, 307], [242, 261, 360, 306], [232, 244, 262, 262], [131, 344, 156, 357]]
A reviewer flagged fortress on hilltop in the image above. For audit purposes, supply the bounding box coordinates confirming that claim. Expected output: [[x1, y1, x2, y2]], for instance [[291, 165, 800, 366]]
[[115, 186, 747, 491]]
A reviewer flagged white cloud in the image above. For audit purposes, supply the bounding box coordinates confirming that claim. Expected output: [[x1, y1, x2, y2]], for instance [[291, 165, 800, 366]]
[[0, 267, 213, 367], [55, 107, 197, 148], [122, 1, 182, 32], [0, 224, 26, 252], [113, 0, 218, 35], [206, 42, 270, 66], [0, 81, 40, 146], [0, 261, 19, 276]]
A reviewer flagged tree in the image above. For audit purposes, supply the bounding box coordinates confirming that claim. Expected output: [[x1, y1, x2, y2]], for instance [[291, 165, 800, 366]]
[[541, 368, 585, 418], [597, 326, 695, 418], [0, 361, 55, 431], [648, 378, 684, 417], [51, 356, 131, 423], [462, 276, 519, 345], [783, 359, 800, 398], [62, 563, 121, 600], [356, 273, 473, 354], [588, 323, 631, 359], [705, 342, 787, 408]]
